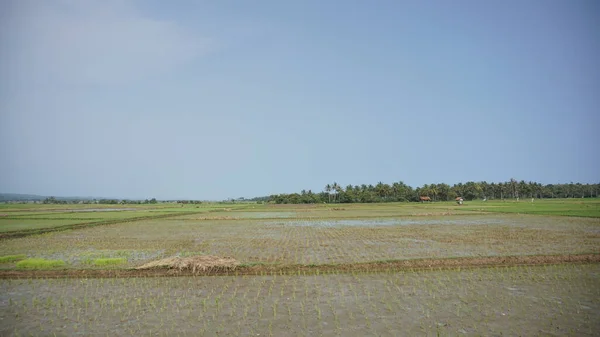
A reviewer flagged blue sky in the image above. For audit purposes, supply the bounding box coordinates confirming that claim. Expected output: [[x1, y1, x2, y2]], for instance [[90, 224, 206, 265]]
[[1, 0, 598, 200]]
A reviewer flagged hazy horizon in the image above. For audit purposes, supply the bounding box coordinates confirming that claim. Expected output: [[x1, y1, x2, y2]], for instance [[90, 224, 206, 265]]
[[1, 0, 599, 200]]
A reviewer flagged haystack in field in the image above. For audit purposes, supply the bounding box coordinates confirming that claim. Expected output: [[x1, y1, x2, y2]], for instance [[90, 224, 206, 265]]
[[136, 256, 239, 272]]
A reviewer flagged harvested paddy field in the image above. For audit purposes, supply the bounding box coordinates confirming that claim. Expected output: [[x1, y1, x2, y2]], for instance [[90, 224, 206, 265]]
[[0, 200, 598, 336]]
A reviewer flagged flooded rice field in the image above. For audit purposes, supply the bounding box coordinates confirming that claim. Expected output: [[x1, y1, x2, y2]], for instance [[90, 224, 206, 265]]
[[268, 214, 600, 228], [271, 216, 511, 227], [1, 214, 598, 266], [1, 202, 598, 336], [1, 264, 598, 336], [227, 211, 297, 219]]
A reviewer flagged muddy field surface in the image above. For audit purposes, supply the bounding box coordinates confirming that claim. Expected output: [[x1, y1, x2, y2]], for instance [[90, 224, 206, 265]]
[[0, 254, 598, 279], [1, 264, 598, 337], [1, 202, 599, 336], [1, 214, 597, 267]]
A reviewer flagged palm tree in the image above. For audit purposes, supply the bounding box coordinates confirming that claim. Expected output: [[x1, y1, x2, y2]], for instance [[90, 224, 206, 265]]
[[429, 184, 439, 201], [335, 185, 343, 202], [518, 180, 529, 198], [437, 183, 450, 201], [344, 185, 354, 203], [496, 182, 505, 200], [398, 181, 412, 201], [382, 183, 391, 201], [391, 182, 400, 201], [375, 182, 386, 201], [528, 181, 538, 198], [509, 178, 518, 199], [420, 184, 430, 199], [474, 182, 483, 200], [332, 182, 341, 203], [325, 184, 332, 203]]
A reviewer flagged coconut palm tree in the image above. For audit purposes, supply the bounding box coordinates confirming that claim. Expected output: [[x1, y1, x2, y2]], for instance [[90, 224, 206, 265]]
[[429, 184, 439, 201], [437, 183, 451, 201], [335, 184, 343, 203], [391, 182, 400, 201], [375, 182, 386, 201], [420, 184, 430, 199], [325, 184, 332, 203], [509, 178, 518, 199], [332, 182, 340, 203]]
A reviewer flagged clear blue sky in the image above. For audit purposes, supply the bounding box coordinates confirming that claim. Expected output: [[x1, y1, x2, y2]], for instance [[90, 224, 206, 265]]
[[1, 0, 598, 200]]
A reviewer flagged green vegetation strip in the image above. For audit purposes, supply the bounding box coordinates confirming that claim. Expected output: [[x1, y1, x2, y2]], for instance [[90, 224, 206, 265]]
[[0, 211, 206, 239], [0, 254, 27, 263], [15, 258, 66, 269], [93, 258, 127, 266]]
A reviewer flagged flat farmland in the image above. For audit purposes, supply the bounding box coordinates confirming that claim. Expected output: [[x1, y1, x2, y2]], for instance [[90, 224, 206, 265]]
[[0, 200, 598, 336], [1, 214, 598, 268], [0, 204, 247, 235], [1, 264, 598, 336]]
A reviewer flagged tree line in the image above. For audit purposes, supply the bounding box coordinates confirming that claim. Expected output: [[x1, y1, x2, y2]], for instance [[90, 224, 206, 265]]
[[40, 197, 161, 204], [268, 179, 600, 204]]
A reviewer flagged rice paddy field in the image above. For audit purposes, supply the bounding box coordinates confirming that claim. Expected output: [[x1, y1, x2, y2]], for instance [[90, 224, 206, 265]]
[[0, 199, 599, 336]]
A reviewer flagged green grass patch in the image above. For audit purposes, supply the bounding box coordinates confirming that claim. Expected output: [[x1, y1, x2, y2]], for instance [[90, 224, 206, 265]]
[[0, 210, 210, 238], [93, 258, 127, 266], [0, 219, 86, 232], [458, 199, 600, 217], [16, 258, 66, 269], [0, 254, 27, 263]]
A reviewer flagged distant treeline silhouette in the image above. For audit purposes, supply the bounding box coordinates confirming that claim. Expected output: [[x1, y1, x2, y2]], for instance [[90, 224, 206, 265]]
[[268, 179, 599, 204]]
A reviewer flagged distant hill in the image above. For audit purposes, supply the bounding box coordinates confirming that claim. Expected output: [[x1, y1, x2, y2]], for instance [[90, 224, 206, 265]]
[[0, 193, 47, 201]]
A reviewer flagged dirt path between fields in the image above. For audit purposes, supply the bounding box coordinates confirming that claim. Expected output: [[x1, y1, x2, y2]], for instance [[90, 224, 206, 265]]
[[1, 254, 598, 279]]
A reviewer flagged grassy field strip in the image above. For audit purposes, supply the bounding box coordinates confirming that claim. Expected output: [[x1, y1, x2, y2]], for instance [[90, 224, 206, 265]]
[[1, 211, 167, 219], [1, 264, 598, 336], [164, 213, 486, 222], [439, 200, 600, 218], [0, 204, 256, 238], [163, 200, 600, 220], [0, 219, 93, 233], [0, 204, 238, 211], [255, 199, 600, 217], [0, 211, 206, 238], [0, 206, 248, 219]]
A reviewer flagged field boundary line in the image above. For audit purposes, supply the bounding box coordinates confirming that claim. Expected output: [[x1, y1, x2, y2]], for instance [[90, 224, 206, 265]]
[[0, 253, 597, 279]]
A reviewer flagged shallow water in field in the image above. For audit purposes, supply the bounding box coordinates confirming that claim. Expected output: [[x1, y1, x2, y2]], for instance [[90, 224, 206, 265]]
[[1, 264, 598, 337], [230, 212, 296, 218], [272, 216, 514, 227]]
